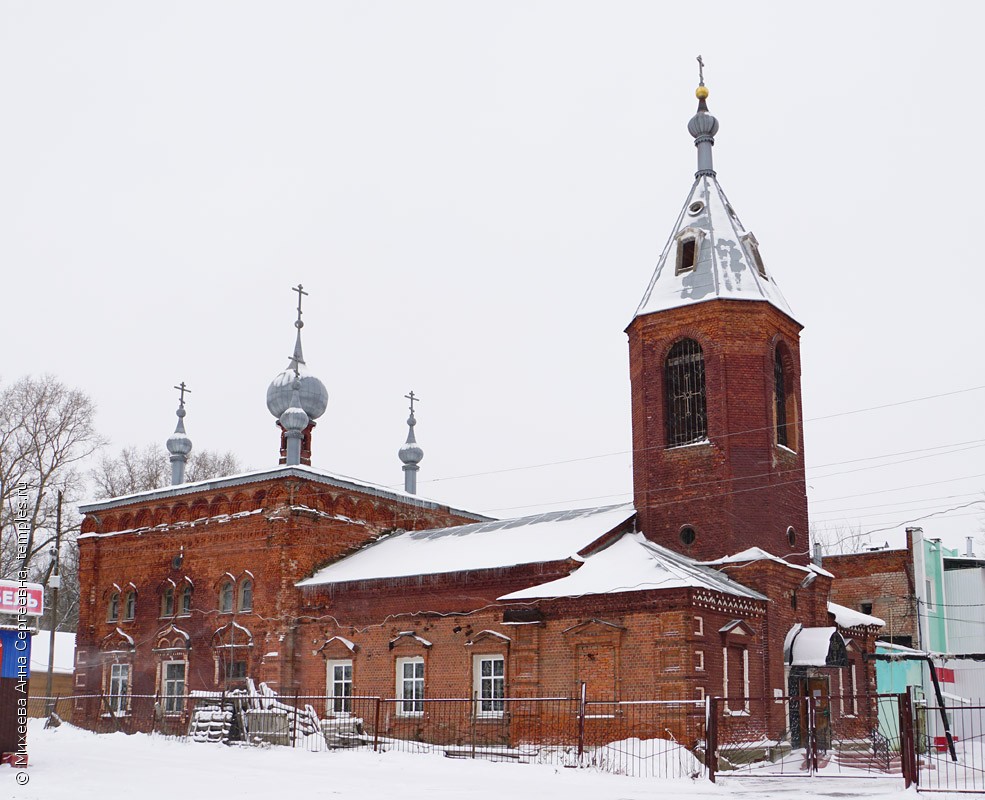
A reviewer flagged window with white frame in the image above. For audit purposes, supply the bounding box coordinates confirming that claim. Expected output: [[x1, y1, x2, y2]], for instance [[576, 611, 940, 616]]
[[694, 616, 704, 636], [396, 657, 424, 716], [839, 664, 859, 716], [107, 663, 131, 714], [107, 592, 120, 622], [327, 659, 353, 715], [162, 661, 186, 714], [473, 655, 505, 717], [925, 578, 935, 610], [722, 645, 750, 714], [695, 650, 705, 672]]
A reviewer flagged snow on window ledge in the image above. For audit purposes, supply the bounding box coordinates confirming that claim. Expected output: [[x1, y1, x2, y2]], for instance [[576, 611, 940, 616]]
[[776, 443, 798, 455]]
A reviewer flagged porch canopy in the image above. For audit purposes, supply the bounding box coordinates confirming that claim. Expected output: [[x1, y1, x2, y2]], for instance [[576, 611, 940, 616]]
[[785, 624, 849, 667]]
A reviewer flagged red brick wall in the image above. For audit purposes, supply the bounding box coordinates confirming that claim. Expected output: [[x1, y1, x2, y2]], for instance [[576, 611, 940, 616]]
[[824, 549, 918, 646], [627, 300, 808, 563], [74, 475, 477, 702]]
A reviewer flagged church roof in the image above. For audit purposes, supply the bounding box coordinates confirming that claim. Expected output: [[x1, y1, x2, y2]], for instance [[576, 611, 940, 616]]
[[632, 174, 799, 325], [297, 504, 635, 587], [78, 463, 486, 521], [498, 532, 767, 601]]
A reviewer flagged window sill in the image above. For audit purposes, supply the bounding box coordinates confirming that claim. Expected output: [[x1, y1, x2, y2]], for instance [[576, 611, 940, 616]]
[[474, 712, 505, 721], [724, 710, 750, 717], [776, 443, 798, 456], [396, 712, 424, 718], [666, 438, 711, 451]]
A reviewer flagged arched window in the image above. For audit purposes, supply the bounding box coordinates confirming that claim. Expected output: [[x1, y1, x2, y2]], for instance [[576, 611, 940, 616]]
[[180, 585, 193, 615], [666, 339, 707, 446], [238, 579, 253, 612], [219, 581, 234, 613], [123, 591, 136, 621], [161, 587, 175, 617], [108, 592, 120, 622], [774, 344, 798, 451], [774, 348, 788, 447]]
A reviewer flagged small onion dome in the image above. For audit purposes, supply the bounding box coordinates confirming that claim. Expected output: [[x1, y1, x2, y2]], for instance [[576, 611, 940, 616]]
[[266, 365, 328, 420], [398, 414, 424, 465], [166, 407, 193, 456], [280, 403, 309, 433], [687, 86, 719, 140]]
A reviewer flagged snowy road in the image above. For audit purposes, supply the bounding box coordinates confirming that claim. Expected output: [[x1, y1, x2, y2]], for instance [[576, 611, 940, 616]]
[[6, 721, 916, 800]]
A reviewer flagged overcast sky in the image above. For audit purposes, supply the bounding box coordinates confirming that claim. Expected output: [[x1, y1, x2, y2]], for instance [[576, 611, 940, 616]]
[[3, 2, 983, 554]]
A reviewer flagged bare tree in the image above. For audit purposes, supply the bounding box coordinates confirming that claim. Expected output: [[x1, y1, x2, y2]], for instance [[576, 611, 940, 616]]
[[0, 375, 105, 583], [90, 443, 242, 499], [810, 521, 873, 556]]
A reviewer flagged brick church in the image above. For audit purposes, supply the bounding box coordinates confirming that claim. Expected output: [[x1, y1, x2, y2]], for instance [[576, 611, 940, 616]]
[[73, 77, 883, 746]]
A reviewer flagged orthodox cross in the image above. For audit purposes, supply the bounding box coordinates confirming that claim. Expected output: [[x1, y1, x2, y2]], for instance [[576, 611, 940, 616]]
[[697, 55, 705, 86], [405, 390, 419, 414], [173, 381, 191, 408], [292, 283, 308, 326]]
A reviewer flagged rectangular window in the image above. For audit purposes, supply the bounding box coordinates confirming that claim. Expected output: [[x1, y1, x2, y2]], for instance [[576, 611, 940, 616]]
[[695, 650, 705, 672], [925, 579, 935, 610], [694, 616, 704, 636], [108, 663, 131, 714], [473, 655, 505, 717], [162, 661, 186, 714], [396, 657, 424, 716], [327, 659, 353, 715]]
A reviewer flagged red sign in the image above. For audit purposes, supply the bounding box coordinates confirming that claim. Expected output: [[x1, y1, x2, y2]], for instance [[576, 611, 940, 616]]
[[935, 666, 955, 684], [0, 580, 44, 616]]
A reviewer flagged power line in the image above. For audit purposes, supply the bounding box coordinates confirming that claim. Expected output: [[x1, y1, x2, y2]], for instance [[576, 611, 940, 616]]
[[412, 384, 985, 488]]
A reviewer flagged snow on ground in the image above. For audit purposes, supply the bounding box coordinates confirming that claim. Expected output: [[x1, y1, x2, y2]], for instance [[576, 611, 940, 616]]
[[7, 720, 915, 800]]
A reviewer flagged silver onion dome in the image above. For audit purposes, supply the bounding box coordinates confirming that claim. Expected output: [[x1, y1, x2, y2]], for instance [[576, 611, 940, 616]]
[[279, 378, 310, 433], [398, 414, 424, 465], [166, 406, 193, 456], [266, 364, 328, 419], [267, 311, 328, 420]]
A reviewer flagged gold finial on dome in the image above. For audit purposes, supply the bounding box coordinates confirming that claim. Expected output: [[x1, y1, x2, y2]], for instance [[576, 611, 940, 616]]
[[696, 85, 709, 100]]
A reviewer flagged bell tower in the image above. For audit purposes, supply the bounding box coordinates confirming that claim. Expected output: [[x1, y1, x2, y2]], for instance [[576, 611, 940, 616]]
[[627, 67, 808, 563]]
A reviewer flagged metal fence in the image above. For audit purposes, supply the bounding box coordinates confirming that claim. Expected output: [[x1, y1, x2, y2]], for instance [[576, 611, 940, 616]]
[[28, 692, 705, 778], [38, 690, 985, 789], [916, 700, 985, 793], [709, 694, 906, 782]]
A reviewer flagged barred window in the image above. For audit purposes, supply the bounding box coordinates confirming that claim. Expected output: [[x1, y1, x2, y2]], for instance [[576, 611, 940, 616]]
[[666, 339, 707, 446], [775, 349, 789, 447]]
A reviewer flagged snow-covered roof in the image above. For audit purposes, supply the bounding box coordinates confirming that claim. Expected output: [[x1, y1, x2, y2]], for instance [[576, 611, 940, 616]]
[[828, 601, 885, 629], [30, 630, 76, 675], [78, 463, 487, 522], [498, 532, 767, 602], [297, 504, 635, 587], [703, 547, 834, 578], [632, 175, 798, 325]]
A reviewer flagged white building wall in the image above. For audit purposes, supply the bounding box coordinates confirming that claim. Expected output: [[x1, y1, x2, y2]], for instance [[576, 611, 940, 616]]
[[943, 568, 985, 655]]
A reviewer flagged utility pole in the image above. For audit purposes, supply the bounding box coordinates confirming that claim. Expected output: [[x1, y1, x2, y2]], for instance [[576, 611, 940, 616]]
[[44, 491, 62, 704]]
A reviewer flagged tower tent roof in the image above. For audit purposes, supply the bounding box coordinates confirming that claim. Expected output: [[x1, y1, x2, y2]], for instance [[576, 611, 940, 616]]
[[632, 174, 799, 325]]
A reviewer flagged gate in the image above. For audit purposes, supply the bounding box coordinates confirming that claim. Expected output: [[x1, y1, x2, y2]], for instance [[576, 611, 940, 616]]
[[915, 699, 985, 793], [708, 694, 912, 784]]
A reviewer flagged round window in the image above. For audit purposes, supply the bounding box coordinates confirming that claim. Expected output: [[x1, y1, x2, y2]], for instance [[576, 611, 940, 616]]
[[687, 201, 705, 216], [679, 526, 696, 546]]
